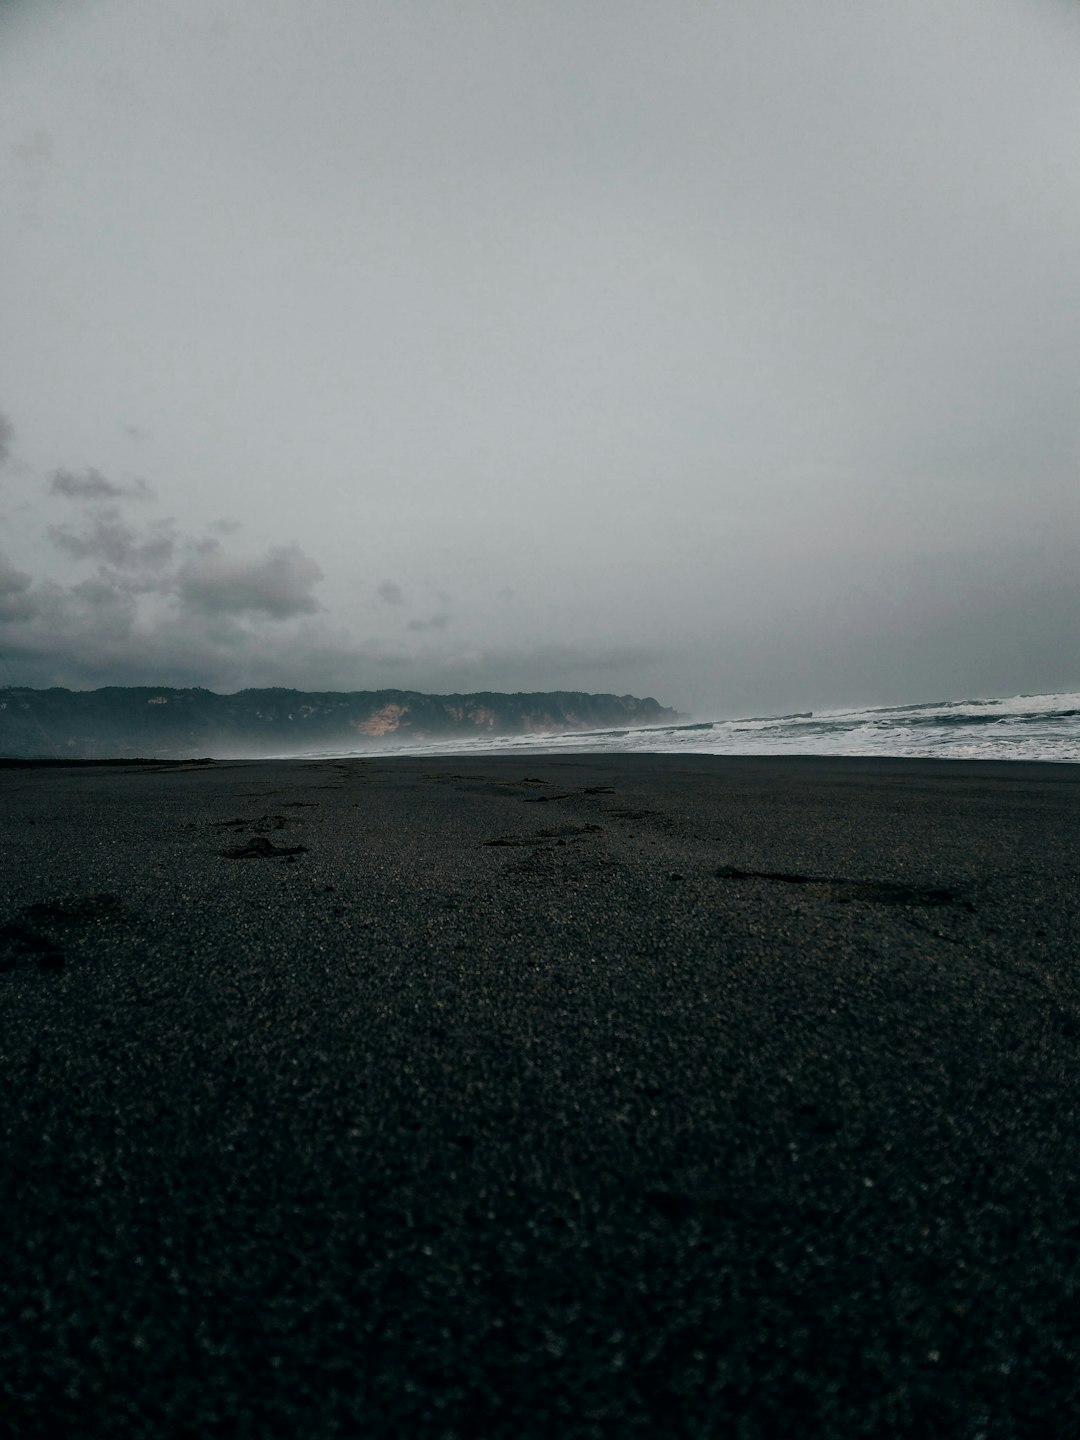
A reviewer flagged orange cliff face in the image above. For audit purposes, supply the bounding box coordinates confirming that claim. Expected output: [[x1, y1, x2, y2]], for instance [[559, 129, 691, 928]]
[[350, 703, 408, 736]]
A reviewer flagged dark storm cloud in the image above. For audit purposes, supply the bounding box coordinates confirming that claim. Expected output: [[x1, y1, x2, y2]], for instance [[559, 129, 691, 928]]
[[0, 511, 664, 693], [0, 552, 35, 621], [0, 565, 136, 666], [176, 543, 323, 619], [0, 411, 13, 466], [48, 507, 176, 570], [0, 586, 406, 692], [0, 533, 350, 691], [406, 614, 450, 633], [0, 412, 340, 687], [66, 572, 138, 631], [377, 580, 406, 606], [49, 466, 153, 501]]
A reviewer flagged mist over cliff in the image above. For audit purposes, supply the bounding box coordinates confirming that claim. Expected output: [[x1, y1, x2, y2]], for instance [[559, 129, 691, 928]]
[[0, 687, 679, 760]]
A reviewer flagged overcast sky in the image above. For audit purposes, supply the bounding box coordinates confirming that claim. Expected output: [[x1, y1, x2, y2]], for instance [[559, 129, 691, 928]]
[[2, 0, 1079, 717]]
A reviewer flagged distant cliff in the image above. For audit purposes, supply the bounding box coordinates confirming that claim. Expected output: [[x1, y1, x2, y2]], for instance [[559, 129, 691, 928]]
[[0, 686, 679, 759]]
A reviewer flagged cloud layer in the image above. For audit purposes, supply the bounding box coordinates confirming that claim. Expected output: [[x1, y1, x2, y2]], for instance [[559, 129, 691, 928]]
[[0, 462, 338, 686], [176, 544, 322, 619], [1, 448, 645, 693], [48, 508, 175, 572], [49, 467, 153, 501]]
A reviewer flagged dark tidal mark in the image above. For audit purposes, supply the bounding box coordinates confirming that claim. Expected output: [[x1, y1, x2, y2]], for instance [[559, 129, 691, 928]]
[[211, 813, 290, 832], [219, 836, 308, 859], [538, 823, 602, 839], [485, 824, 602, 848], [505, 850, 613, 886], [644, 1189, 696, 1222], [714, 866, 971, 909], [524, 785, 615, 803], [452, 779, 529, 797]]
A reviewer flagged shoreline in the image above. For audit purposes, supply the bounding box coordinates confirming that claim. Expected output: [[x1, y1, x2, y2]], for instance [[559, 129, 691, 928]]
[[3, 755, 1079, 1436], [4, 748, 1080, 769]]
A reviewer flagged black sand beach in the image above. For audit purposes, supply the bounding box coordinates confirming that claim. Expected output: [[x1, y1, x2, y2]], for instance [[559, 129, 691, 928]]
[[2, 754, 1079, 1438]]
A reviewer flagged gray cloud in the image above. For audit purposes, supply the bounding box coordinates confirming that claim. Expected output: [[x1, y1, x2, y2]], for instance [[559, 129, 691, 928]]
[[176, 543, 323, 618], [0, 595, 660, 695], [0, 568, 137, 671], [0, 536, 351, 691], [48, 507, 176, 570], [1, 506, 665, 694], [0, 411, 12, 466], [377, 580, 406, 606], [0, 594, 406, 693], [49, 467, 153, 501], [67, 572, 139, 632], [2, 466, 338, 689], [0, 551, 35, 622]]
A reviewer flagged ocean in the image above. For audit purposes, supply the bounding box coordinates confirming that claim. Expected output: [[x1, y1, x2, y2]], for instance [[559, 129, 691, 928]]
[[300, 690, 1080, 764]]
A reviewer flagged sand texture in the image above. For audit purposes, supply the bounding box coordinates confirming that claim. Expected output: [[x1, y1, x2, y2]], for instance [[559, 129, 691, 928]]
[[2, 754, 1079, 1437]]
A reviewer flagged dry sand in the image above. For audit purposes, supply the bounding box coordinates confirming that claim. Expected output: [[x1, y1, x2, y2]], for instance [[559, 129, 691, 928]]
[[2, 754, 1079, 1437]]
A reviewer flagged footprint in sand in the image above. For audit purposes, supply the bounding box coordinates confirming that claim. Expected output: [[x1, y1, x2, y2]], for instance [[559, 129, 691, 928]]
[[484, 824, 602, 848], [218, 836, 309, 859], [713, 866, 973, 910], [0, 894, 133, 973]]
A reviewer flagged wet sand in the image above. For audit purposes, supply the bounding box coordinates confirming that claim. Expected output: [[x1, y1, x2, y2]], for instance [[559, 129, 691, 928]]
[[2, 753, 1079, 1438]]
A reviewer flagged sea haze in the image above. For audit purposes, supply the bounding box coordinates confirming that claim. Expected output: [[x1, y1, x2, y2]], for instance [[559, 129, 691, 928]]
[[289, 692, 1080, 765]]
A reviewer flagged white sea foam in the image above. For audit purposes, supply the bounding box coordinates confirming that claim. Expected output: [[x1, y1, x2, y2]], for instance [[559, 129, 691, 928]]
[[290, 690, 1080, 763]]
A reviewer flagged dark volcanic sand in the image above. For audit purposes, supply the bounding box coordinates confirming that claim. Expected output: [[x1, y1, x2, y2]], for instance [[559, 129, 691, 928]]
[[2, 754, 1079, 1438]]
